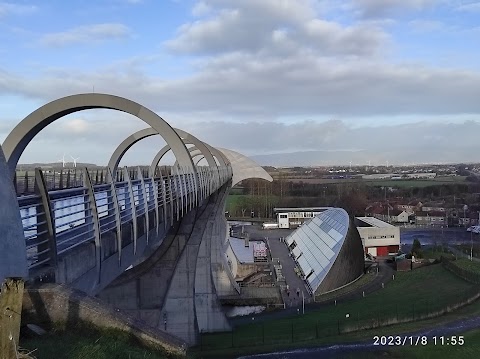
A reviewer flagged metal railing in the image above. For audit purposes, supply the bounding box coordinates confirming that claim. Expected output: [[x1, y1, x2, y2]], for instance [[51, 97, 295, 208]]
[[16, 164, 231, 273]]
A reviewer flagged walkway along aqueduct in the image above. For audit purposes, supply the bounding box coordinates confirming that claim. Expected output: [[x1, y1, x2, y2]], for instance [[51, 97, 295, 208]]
[[0, 93, 273, 354]]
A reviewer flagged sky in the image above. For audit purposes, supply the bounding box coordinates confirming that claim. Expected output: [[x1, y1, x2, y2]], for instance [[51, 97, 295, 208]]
[[1, 0, 480, 166]]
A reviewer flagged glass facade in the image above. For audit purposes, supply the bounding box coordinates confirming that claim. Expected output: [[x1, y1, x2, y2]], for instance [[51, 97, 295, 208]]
[[286, 208, 349, 293]]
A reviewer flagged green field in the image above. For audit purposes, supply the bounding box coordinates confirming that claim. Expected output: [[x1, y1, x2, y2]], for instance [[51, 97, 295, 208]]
[[363, 176, 468, 188], [196, 264, 478, 356], [314, 271, 377, 303], [280, 176, 467, 188]]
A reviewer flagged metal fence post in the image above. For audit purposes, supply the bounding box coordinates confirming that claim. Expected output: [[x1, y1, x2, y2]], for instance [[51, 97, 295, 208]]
[[174, 165, 184, 218], [175, 166, 183, 219], [137, 167, 149, 243], [150, 176, 160, 235], [106, 167, 122, 264], [82, 167, 102, 284], [158, 167, 168, 230], [123, 166, 138, 254], [34, 168, 57, 268]]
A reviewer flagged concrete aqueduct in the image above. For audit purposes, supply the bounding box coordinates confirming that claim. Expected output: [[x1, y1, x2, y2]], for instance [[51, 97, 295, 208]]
[[0, 93, 272, 352]]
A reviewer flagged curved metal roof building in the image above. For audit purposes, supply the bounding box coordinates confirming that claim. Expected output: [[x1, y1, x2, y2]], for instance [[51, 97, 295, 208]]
[[285, 208, 364, 295]]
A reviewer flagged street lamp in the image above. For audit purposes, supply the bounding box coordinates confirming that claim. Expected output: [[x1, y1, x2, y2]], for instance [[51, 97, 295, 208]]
[[471, 230, 473, 261]]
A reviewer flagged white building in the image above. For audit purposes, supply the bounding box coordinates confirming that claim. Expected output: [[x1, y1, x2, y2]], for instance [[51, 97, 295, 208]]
[[274, 207, 330, 229], [354, 217, 400, 256]]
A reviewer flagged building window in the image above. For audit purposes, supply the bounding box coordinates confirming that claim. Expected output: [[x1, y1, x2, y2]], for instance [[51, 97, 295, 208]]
[[280, 214, 287, 219]]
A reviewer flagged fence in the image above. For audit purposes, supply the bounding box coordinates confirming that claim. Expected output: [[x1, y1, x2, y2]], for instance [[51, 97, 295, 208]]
[[199, 284, 480, 351], [441, 256, 480, 284]]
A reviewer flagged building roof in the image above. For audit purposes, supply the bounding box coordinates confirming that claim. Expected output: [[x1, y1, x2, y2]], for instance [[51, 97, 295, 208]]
[[390, 209, 405, 216], [415, 211, 446, 217], [285, 208, 349, 293], [229, 237, 254, 263], [274, 207, 331, 213], [355, 216, 395, 228]]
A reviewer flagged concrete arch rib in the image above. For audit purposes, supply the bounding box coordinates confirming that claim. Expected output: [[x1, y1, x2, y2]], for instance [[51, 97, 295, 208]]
[[2, 93, 195, 178], [188, 145, 230, 168], [217, 147, 273, 186], [150, 144, 171, 177], [107, 126, 219, 179]]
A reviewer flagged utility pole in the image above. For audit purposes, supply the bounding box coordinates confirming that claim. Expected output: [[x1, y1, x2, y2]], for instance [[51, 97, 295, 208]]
[[302, 291, 305, 315]]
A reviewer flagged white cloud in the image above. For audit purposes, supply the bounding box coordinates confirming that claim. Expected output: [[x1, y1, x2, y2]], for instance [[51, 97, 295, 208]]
[[166, 0, 387, 57], [40, 23, 131, 47], [192, 1, 211, 16], [456, 2, 480, 12], [352, 0, 436, 18], [61, 118, 89, 134], [0, 2, 37, 18]]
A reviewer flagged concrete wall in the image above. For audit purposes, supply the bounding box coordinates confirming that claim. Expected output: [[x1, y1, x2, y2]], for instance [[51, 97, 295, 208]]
[[194, 185, 231, 334], [225, 244, 238, 278], [22, 284, 187, 357], [98, 190, 234, 345], [0, 145, 27, 284], [235, 263, 258, 279], [210, 187, 241, 297], [45, 216, 169, 296], [97, 209, 197, 314]]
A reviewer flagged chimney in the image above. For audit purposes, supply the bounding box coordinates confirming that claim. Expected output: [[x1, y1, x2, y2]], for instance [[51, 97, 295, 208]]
[[244, 233, 249, 247]]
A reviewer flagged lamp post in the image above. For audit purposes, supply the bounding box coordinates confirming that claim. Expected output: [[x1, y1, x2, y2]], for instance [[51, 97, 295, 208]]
[[471, 229, 473, 261]]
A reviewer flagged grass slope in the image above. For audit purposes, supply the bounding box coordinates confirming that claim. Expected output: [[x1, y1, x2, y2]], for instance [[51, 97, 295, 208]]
[[21, 324, 182, 359], [197, 264, 477, 356]]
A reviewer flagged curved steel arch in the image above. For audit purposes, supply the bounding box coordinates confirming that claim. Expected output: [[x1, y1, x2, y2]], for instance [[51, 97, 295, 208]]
[[217, 147, 273, 186], [107, 127, 219, 179], [2, 93, 195, 177], [149, 145, 172, 177], [187, 145, 230, 168]]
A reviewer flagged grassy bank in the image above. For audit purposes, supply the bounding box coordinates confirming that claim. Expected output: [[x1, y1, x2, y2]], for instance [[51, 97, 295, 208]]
[[195, 264, 479, 357], [21, 322, 184, 359]]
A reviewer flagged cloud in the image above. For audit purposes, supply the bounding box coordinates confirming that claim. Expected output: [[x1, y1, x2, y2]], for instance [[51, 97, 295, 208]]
[[456, 2, 480, 12], [2, 49, 480, 120], [61, 118, 90, 134], [39, 23, 131, 47], [166, 0, 386, 57], [352, 0, 436, 18], [0, 2, 37, 18], [192, 1, 211, 16]]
